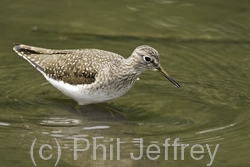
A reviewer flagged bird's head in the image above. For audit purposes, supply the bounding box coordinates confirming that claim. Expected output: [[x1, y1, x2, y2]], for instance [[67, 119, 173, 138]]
[[131, 45, 180, 88]]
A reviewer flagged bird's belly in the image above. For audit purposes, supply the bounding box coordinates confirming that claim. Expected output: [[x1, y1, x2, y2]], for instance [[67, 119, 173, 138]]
[[45, 75, 125, 105]]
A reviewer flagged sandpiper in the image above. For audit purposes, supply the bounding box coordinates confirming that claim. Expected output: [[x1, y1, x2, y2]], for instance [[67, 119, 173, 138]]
[[13, 44, 180, 105]]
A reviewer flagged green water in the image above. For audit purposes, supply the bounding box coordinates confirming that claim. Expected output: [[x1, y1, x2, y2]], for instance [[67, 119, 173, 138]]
[[0, 0, 250, 166]]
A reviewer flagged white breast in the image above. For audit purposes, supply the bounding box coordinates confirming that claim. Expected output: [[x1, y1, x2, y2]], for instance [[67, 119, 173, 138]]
[[44, 75, 125, 105]]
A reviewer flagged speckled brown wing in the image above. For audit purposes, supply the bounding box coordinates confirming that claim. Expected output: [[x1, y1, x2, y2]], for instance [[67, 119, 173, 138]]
[[13, 44, 123, 85]]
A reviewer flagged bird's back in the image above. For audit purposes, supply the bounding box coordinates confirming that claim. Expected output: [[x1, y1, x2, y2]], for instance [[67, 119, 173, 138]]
[[13, 44, 124, 85]]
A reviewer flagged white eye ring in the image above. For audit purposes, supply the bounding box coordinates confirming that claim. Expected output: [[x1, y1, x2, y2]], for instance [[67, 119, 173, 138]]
[[143, 56, 151, 62]]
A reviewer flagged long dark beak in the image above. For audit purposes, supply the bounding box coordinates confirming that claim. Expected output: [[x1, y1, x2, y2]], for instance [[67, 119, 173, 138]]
[[156, 66, 180, 88]]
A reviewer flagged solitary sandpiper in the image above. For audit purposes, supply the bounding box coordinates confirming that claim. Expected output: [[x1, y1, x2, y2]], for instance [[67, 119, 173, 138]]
[[13, 44, 180, 105]]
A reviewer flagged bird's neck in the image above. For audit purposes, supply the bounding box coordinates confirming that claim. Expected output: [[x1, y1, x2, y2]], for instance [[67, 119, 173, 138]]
[[122, 56, 144, 73], [111, 57, 142, 83]]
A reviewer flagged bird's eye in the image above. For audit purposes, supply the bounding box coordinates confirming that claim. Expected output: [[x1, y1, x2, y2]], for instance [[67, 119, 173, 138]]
[[143, 56, 151, 62]]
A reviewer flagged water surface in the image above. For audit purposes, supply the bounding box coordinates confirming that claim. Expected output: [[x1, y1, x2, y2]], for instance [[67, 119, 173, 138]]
[[0, 0, 250, 166]]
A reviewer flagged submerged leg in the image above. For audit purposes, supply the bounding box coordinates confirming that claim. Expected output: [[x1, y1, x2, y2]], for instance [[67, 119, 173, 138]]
[[75, 104, 82, 114], [95, 103, 124, 117]]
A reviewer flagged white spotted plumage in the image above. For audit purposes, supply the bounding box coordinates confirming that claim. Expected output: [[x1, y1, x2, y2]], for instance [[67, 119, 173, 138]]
[[13, 44, 180, 105]]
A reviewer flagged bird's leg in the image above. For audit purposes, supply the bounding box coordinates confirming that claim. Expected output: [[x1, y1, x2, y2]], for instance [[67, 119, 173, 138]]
[[75, 104, 82, 114], [95, 103, 124, 117]]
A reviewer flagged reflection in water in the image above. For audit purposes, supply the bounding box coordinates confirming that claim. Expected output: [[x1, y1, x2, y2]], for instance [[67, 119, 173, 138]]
[[83, 126, 110, 130], [40, 118, 80, 126], [0, 122, 10, 126], [197, 123, 236, 134]]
